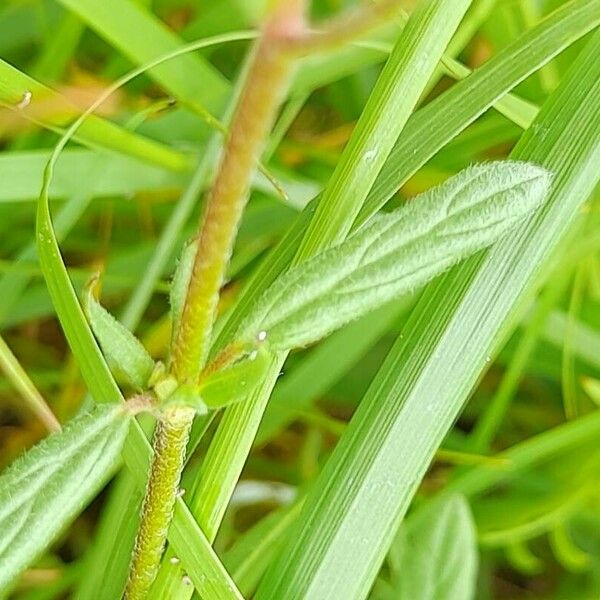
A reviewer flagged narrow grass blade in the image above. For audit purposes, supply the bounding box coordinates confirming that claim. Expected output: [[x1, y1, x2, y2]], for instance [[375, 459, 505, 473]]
[[0, 191, 91, 327], [258, 29, 600, 600], [55, 0, 229, 120], [36, 163, 243, 600], [0, 58, 190, 172], [0, 334, 61, 432]]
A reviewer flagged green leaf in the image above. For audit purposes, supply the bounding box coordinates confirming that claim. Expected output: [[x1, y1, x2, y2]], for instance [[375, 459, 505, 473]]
[[238, 161, 550, 351], [84, 290, 156, 390], [391, 496, 478, 600], [0, 405, 131, 593], [170, 238, 197, 350], [199, 346, 271, 409]]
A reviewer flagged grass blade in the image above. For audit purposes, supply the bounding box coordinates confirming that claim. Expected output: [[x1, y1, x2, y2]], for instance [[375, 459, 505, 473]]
[[258, 28, 600, 600], [0, 58, 190, 171], [55, 0, 229, 119], [0, 334, 60, 432]]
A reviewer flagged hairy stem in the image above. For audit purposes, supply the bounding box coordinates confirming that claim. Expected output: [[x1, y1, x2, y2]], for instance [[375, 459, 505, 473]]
[[171, 4, 307, 381], [124, 407, 194, 599], [125, 2, 307, 596]]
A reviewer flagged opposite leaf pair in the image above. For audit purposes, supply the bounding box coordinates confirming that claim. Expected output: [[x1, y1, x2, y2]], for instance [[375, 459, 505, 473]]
[[83, 290, 266, 412]]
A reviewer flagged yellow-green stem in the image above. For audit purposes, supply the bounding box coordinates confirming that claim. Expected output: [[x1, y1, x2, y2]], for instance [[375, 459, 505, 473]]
[[125, 2, 307, 596], [171, 5, 306, 381], [124, 407, 195, 599]]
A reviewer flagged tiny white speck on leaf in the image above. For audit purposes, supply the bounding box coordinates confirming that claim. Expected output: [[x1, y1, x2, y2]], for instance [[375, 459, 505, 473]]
[[17, 90, 32, 109]]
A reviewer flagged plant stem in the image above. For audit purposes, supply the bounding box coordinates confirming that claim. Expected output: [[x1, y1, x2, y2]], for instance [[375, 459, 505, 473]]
[[124, 406, 194, 599], [125, 2, 307, 595], [171, 3, 307, 381]]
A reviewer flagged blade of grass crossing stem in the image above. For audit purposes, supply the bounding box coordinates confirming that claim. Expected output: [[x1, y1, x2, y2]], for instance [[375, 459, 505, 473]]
[[209, 0, 600, 355], [257, 29, 600, 600], [36, 117, 242, 600], [155, 2, 474, 597], [83, 135, 219, 600], [121, 433, 243, 599], [78, 40, 257, 599]]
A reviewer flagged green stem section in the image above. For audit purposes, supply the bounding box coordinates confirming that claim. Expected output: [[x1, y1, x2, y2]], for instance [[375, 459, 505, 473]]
[[171, 10, 305, 381], [124, 407, 195, 599], [125, 2, 307, 596]]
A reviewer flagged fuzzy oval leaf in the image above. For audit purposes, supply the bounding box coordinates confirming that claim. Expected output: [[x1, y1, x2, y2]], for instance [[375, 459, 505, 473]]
[[199, 347, 271, 409], [170, 238, 197, 348], [0, 405, 131, 592], [393, 495, 478, 600], [237, 161, 550, 350], [85, 292, 155, 390]]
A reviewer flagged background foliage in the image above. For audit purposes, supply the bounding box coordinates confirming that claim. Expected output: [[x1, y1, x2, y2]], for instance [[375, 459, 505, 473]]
[[0, 0, 599, 598]]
